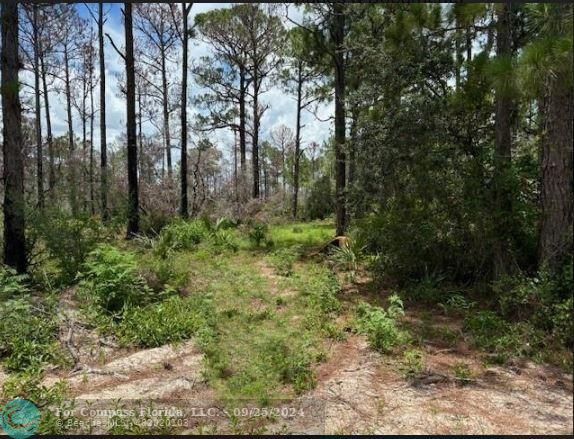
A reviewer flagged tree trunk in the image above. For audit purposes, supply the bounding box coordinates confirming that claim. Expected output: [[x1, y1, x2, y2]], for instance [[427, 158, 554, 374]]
[[293, 60, 303, 219], [40, 51, 54, 193], [64, 45, 77, 215], [493, 2, 514, 278], [252, 72, 260, 199], [180, 2, 189, 218], [239, 66, 247, 196], [125, 2, 139, 237], [89, 66, 95, 215], [161, 47, 172, 178], [2, 1, 27, 273], [33, 5, 44, 209], [82, 82, 87, 212], [99, 3, 108, 222], [539, 73, 574, 271], [333, 3, 347, 236]]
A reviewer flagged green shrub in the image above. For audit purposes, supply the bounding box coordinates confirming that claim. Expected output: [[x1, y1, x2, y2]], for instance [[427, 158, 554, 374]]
[[1, 372, 73, 434], [463, 310, 545, 361], [247, 223, 269, 248], [305, 176, 334, 220], [0, 297, 62, 372], [79, 245, 156, 316], [438, 293, 477, 315], [29, 212, 104, 283], [117, 295, 216, 348], [451, 361, 472, 383], [400, 349, 425, 378], [0, 265, 30, 299], [209, 229, 239, 253], [356, 294, 406, 353], [155, 220, 207, 257], [304, 271, 341, 314], [492, 261, 573, 348]]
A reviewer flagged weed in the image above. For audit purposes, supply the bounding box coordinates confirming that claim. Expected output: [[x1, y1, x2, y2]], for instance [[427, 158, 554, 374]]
[[451, 361, 473, 383], [356, 294, 406, 353], [438, 293, 477, 315], [400, 349, 425, 378], [269, 248, 298, 276], [209, 229, 239, 253], [247, 223, 269, 248]]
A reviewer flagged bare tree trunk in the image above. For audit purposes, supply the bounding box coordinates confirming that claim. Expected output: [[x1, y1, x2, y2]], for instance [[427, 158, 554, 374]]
[[180, 2, 190, 218], [125, 2, 139, 237], [64, 45, 77, 215], [99, 3, 108, 222], [293, 60, 302, 219], [2, 1, 27, 273], [239, 66, 247, 197], [161, 47, 172, 178], [89, 67, 95, 214], [82, 81, 87, 212], [233, 128, 238, 202], [333, 2, 347, 236], [252, 72, 260, 199], [33, 5, 44, 209], [539, 72, 574, 271], [39, 41, 55, 192], [493, 2, 515, 278]]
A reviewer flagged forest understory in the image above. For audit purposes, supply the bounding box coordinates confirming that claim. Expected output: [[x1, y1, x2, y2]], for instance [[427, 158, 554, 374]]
[[0, 221, 571, 435]]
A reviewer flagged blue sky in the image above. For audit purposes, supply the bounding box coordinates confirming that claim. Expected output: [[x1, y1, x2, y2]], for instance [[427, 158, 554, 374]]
[[48, 3, 333, 164]]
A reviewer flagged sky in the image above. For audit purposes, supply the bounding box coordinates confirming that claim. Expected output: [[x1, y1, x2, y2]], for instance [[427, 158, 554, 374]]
[[37, 3, 333, 164]]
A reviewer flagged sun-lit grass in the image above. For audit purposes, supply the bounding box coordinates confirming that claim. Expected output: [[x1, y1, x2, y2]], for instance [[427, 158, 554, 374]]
[[267, 220, 334, 250], [142, 222, 341, 407]]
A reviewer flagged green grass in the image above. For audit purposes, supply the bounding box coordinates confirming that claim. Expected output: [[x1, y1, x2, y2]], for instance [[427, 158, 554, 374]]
[[266, 220, 334, 250], [181, 251, 336, 405]]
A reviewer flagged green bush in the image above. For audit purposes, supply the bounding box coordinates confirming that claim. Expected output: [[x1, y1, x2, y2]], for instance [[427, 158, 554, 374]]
[[305, 176, 334, 221], [0, 265, 30, 299], [247, 223, 269, 248], [117, 295, 216, 348], [209, 229, 239, 253], [463, 310, 544, 361], [0, 297, 62, 372], [29, 212, 104, 283], [356, 294, 406, 353], [400, 349, 425, 378], [1, 371, 73, 434], [304, 271, 341, 315], [493, 261, 573, 347], [79, 245, 156, 316], [155, 220, 207, 257]]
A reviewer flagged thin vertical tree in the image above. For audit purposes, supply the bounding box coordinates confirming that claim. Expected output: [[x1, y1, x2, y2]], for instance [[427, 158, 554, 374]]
[[125, 2, 139, 237], [176, 3, 193, 218], [32, 5, 44, 209], [493, 3, 516, 277], [98, 4, 108, 221], [2, 0, 27, 273]]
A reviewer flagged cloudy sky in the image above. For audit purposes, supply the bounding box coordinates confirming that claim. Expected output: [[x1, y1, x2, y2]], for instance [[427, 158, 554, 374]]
[[31, 3, 333, 164]]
